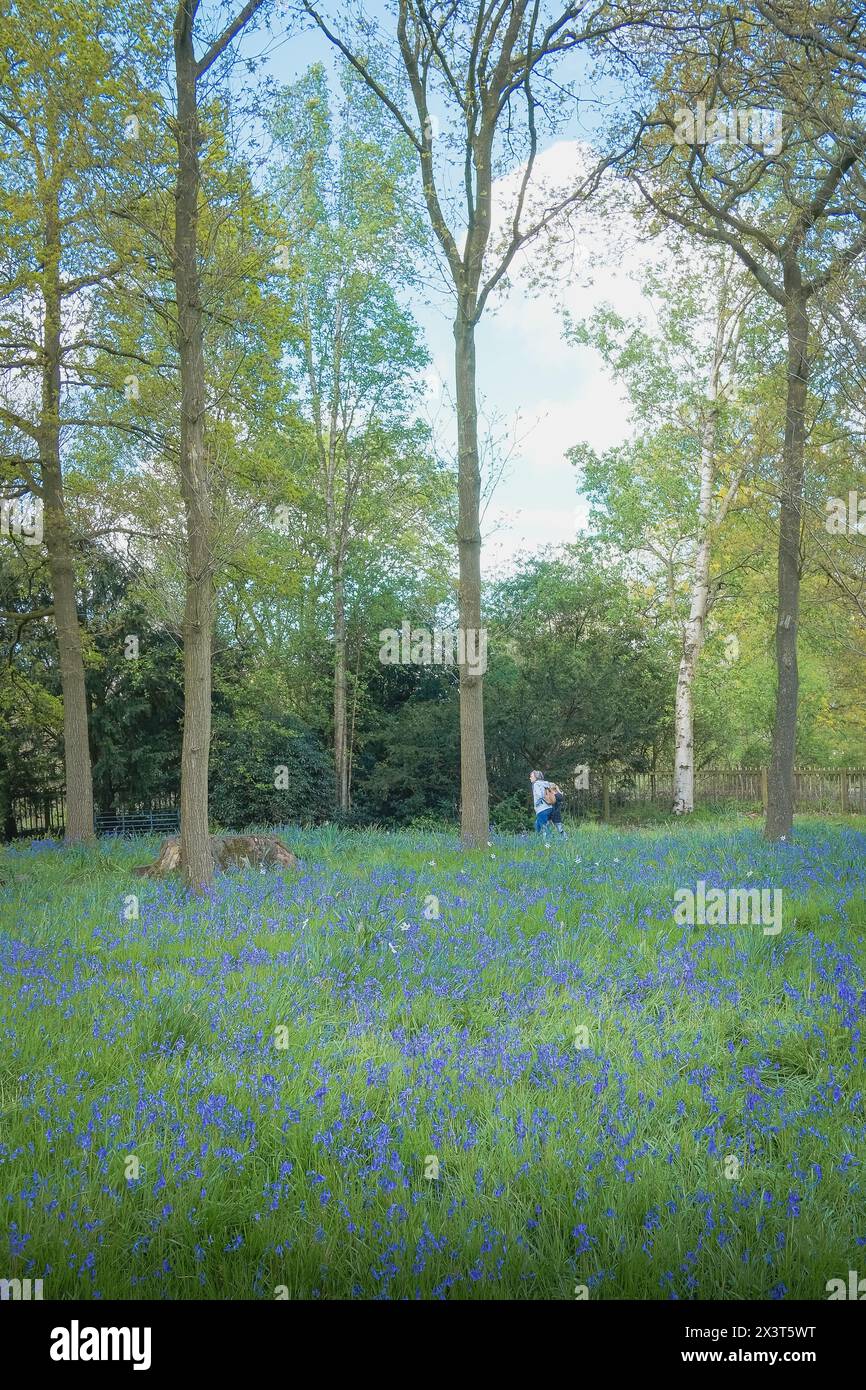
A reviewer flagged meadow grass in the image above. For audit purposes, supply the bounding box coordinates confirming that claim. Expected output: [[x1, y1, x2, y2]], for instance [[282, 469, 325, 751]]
[[1, 816, 864, 1300]]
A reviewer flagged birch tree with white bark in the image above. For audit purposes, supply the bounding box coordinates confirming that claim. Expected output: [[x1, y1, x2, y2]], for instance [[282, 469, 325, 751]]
[[568, 251, 765, 800], [672, 262, 754, 813]]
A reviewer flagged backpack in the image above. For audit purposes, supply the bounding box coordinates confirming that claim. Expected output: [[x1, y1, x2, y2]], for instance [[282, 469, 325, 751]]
[[543, 784, 559, 806]]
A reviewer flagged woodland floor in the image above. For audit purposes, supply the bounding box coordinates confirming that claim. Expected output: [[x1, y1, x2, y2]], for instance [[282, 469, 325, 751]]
[[1, 816, 864, 1299]]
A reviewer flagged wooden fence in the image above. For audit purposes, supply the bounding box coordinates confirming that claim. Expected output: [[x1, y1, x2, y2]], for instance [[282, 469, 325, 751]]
[[577, 767, 866, 817]]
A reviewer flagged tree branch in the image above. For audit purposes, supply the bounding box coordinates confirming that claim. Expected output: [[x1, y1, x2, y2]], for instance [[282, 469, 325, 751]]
[[196, 0, 267, 79]]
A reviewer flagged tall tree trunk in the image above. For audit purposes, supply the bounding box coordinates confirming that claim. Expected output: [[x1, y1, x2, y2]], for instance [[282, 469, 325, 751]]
[[765, 282, 809, 841], [454, 308, 489, 847], [174, 7, 214, 887], [41, 191, 95, 844], [333, 561, 349, 813], [673, 318, 725, 815], [672, 438, 717, 815], [347, 637, 362, 807], [672, 643, 699, 814]]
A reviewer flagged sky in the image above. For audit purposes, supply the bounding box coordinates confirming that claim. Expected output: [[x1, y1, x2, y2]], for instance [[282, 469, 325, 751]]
[[245, 5, 664, 576]]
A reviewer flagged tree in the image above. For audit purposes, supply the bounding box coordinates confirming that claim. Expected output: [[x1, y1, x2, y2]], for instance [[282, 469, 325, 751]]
[[627, 1, 866, 837], [169, 0, 269, 885], [670, 267, 753, 812], [268, 63, 434, 812], [0, 0, 141, 841], [301, 0, 660, 846], [568, 250, 759, 810]]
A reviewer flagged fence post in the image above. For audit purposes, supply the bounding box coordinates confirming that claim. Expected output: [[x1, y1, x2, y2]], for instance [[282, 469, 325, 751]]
[[760, 768, 768, 814], [841, 771, 849, 815], [601, 772, 610, 823]]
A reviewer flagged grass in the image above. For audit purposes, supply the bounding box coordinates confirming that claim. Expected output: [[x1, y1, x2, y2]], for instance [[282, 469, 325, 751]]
[[1, 816, 865, 1300]]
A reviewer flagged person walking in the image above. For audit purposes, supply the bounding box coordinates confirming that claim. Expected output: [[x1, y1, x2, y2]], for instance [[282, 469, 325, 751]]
[[530, 770, 566, 837]]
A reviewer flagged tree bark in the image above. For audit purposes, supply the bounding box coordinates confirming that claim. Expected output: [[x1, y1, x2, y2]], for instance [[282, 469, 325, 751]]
[[673, 271, 749, 815], [41, 188, 95, 844], [672, 436, 718, 814], [347, 637, 362, 806], [173, 4, 214, 887], [134, 833, 300, 877], [765, 281, 809, 841], [454, 308, 489, 847], [306, 288, 351, 816], [672, 313, 725, 815]]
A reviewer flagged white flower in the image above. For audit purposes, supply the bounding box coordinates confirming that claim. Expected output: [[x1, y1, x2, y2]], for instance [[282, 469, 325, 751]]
[[388, 942, 398, 954], [399, 922, 411, 932]]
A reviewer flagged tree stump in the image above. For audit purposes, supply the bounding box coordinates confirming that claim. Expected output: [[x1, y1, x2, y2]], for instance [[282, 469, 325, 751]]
[[132, 834, 300, 878]]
